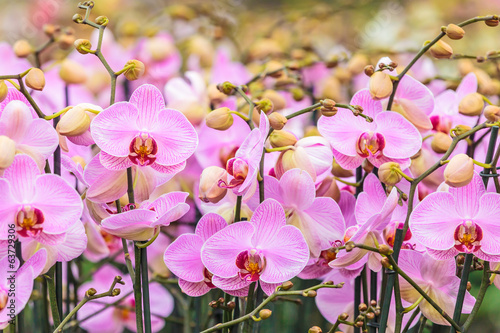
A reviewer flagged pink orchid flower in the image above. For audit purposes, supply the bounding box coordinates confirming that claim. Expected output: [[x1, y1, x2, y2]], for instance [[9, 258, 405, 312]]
[[0, 249, 47, 329], [265, 168, 345, 258], [0, 43, 31, 75], [210, 47, 251, 85], [218, 111, 269, 199], [165, 212, 251, 297], [318, 89, 422, 169], [398, 249, 475, 326], [100, 192, 190, 241], [90, 84, 198, 175], [0, 91, 58, 169], [78, 265, 173, 333], [201, 199, 310, 296], [410, 172, 500, 261]]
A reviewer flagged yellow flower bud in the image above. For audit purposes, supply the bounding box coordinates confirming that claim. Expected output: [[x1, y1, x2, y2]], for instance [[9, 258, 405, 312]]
[[378, 162, 403, 186], [316, 177, 340, 202], [206, 107, 234, 131], [0, 136, 16, 169], [458, 92, 484, 116], [485, 18, 500, 27], [444, 154, 474, 187], [431, 132, 452, 153], [452, 125, 472, 136], [429, 40, 453, 59], [123, 60, 145, 81], [255, 98, 274, 114], [269, 130, 297, 148], [199, 166, 228, 204], [484, 105, 500, 122], [259, 309, 272, 320], [13, 39, 32, 58], [262, 90, 286, 111], [331, 158, 354, 178], [59, 59, 88, 85], [207, 84, 227, 105], [25, 68, 45, 91], [58, 34, 76, 50], [369, 71, 393, 100], [56, 105, 92, 137], [445, 24, 465, 40], [268, 112, 287, 130], [0, 81, 8, 103], [308, 326, 322, 333], [347, 54, 368, 75], [74, 39, 93, 54]]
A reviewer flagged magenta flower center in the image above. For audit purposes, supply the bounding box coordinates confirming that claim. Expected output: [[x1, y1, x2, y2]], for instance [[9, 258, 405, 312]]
[[236, 249, 266, 282], [343, 225, 359, 243], [384, 222, 412, 248], [454, 220, 483, 253], [128, 133, 158, 166], [0, 287, 8, 311], [218, 157, 249, 189], [117, 298, 136, 320], [318, 240, 343, 266], [356, 132, 385, 158], [15, 206, 44, 238], [203, 267, 215, 288]]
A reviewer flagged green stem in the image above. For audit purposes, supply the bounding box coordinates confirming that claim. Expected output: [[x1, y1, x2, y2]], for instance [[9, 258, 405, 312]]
[[242, 282, 257, 333], [462, 262, 490, 331], [285, 103, 321, 120], [450, 254, 473, 332], [234, 195, 242, 222], [402, 307, 421, 333], [136, 228, 161, 248], [141, 247, 152, 333], [46, 267, 61, 328], [134, 244, 144, 333], [235, 86, 255, 130]]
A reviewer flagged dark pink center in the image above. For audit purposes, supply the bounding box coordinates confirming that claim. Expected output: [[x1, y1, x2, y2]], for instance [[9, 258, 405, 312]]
[[218, 157, 249, 189], [16, 206, 44, 238], [236, 249, 266, 282], [356, 132, 385, 158], [0, 287, 8, 311], [203, 267, 216, 288], [128, 133, 158, 166], [454, 221, 483, 253]]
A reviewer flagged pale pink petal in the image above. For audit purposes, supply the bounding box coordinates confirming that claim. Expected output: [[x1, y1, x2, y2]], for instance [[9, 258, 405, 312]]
[[298, 263, 331, 280], [0, 100, 32, 140], [55, 221, 87, 262], [99, 152, 133, 171], [410, 192, 461, 251], [250, 199, 287, 248], [201, 222, 254, 278], [420, 253, 456, 288], [456, 72, 478, 100], [339, 191, 357, 228], [303, 197, 346, 248], [212, 275, 252, 291], [101, 209, 157, 241], [149, 192, 189, 215], [260, 281, 283, 296], [426, 247, 459, 261], [260, 225, 309, 283], [66, 129, 95, 146], [0, 88, 35, 117], [351, 88, 383, 120], [396, 75, 435, 115], [149, 282, 174, 318], [164, 234, 205, 282], [475, 193, 500, 256], [369, 154, 412, 170], [332, 149, 364, 169], [178, 278, 213, 297], [263, 175, 285, 203], [85, 155, 129, 203], [195, 213, 228, 242], [449, 172, 484, 218], [278, 169, 315, 210], [20, 118, 58, 158], [150, 109, 198, 166], [3, 154, 39, 202], [30, 232, 66, 246], [61, 155, 87, 186], [375, 112, 421, 159], [355, 173, 387, 225], [17, 248, 47, 279], [150, 160, 186, 175], [129, 84, 166, 129], [32, 174, 83, 234], [90, 102, 140, 157]]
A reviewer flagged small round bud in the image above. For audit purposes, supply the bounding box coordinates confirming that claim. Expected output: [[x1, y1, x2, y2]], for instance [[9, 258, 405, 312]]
[[339, 312, 349, 321], [429, 40, 453, 59], [13, 40, 32, 58], [370, 300, 377, 307], [306, 290, 317, 298], [95, 16, 109, 26], [358, 303, 368, 312], [74, 39, 92, 54], [25, 68, 45, 91], [458, 92, 484, 116], [364, 65, 375, 77], [0, 81, 8, 103], [112, 288, 121, 296], [378, 162, 403, 186], [72, 13, 84, 24], [456, 255, 465, 265], [452, 125, 472, 136], [445, 24, 465, 40], [323, 281, 334, 285], [476, 56, 485, 63], [86, 288, 97, 297], [366, 312, 375, 320], [56, 105, 92, 137], [345, 241, 355, 252], [369, 71, 393, 100], [431, 132, 453, 153], [255, 98, 274, 114], [123, 60, 146, 81], [259, 309, 272, 320], [0, 136, 16, 169], [226, 301, 236, 310], [381, 257, 392, 269], [316, 177, 340, 202], [347, 54, 368, 75], [378, 244, 393, 256], [281, 281, 294, 290], [355, 321, 364, 328], [59, 59, 87, 84], [320, 106, 338, 117], [466, 281, 472, 291], [206, 107, 234, 131], [308, 326, 322, 333], [485, 18, 500, 27], [484, 105, 500, 122], [43, 24, 59, 37], [268, 112, 287, 130], [291, 87, 305, 101], [262, 90, 286, 111], [59, 34, 76, 50], [269, 130, 297, 148], [332, 158, 354, 178], [444, 154, 474, 187], [199, 166, 228, 204], [265, 60, 284, 78], [217, 81, 236, 95]]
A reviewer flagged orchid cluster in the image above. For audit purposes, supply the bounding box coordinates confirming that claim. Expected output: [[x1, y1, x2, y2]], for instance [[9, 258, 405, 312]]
[[3, 1, 500, 333]]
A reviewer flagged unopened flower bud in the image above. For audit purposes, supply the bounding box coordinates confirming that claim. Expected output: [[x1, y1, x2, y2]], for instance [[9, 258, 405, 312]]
[[59, 59, 87, 84], [485, 18, 500, 27], [95, 16, 109, 26], [306, 290, 317, 298], [332, 158, 354, 178], [112, 288, 121, 296], [255, 98, 274, 114], [268, 112, 287, 130], [381, 257, 392, 269], [429, 40, 453, 59], [484, 105, 500, 122], [86, 288, 97, 297], [0, 136, 16, 169], [456, 254, 465, 265], [445, 24, 465, 40], [362, 159, 374, 174], [308, 326, 322, 333], [347, 54, 368, 75], [262, 90, 286, 111], [43, 24, 60, 37], [259, 309, 272, 320], [25, 68, 45, 91], [369, 72, 393, 100], [72, 13, 84, 24], [345, 241, 355, 252], [366, 312, 375, 320], [466, 281, 472, 291], [206, 107, 234, 131], [291, 87, 305, 101], [226, 301, 236, 310], [364, 65, 375, 77], [458, 92, 484, 116], [217, 81, 236, 95], [281, 281, 294, 290], [58, 34, 76, 50], [13, 39, 32, 58], [431, 132, 453, 153], [56, 105, 91, 136], [339, 312, 349, 321], [378, 162, 403, 186], [0, 81, 8, 103], [355, 321, 364, 328], [316, 177, 340, 202], [452, 125, 472, 136], [199, 166, 228, 204], [358, 303, 368, 312], [270, 130, 297, 148], [123, 60, 145, 81], [378, 244, 393, 256], [444, 153, 474, 187], [74, 39, 92, 54]]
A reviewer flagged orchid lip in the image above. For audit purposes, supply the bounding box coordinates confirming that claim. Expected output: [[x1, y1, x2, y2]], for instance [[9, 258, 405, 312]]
[[236, 249, 266, 282], [0, 287, 8, 311], [317, 240, 343, 266], [454, 220, 483, 253], [203, 268, 216, 289], [16, 206, 44, 238], [356, 132, 385, 158], [128, 133, 158, 166]]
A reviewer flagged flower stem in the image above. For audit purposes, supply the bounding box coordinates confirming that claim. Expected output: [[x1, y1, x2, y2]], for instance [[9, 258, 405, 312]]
[[141, 247, 152, 333], [235, 86, 255, 130], [449, 253, 473, 332], [463, 261, 490, 331], [134, 244, 144, 333], [46, 267, 61, 328]]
